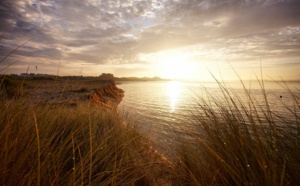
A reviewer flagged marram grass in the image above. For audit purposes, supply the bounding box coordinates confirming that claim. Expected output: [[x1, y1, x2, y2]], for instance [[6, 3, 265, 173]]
[[173, 79, 300, 186], [0, 99, 169, 185]]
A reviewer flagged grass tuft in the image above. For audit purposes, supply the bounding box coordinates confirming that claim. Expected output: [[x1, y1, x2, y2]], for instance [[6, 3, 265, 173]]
[[0, 98, 170, 185], [174, 79, 300, 185]]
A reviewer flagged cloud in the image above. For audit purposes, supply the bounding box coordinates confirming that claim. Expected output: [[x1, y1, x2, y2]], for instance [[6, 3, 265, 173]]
[[135, 0, 300, 55], [0, 0, 299, 76]]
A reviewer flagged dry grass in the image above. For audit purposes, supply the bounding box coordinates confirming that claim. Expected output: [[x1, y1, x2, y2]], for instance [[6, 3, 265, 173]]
[[173, 78, 300, 185], [0, 97, 171, 185]]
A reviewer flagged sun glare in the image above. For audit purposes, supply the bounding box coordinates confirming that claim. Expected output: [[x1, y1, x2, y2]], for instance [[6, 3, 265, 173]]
[[139, 50, 196, 80], [158, 53, 193, 80]]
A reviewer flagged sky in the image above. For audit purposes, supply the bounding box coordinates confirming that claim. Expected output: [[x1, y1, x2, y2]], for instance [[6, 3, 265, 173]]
[[0, 0, 300, 81]]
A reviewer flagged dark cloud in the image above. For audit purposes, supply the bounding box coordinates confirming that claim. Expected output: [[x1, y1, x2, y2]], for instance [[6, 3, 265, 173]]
[[0, 0, 19, 34]]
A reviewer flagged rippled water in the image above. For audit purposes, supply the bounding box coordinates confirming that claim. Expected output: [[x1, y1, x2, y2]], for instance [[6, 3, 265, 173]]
[[118, 81, 300, 155]]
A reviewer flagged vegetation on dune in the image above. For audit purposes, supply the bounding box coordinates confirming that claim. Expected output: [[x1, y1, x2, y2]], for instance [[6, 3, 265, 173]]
[[0, 99, 171, 185], [174, 78, 300, 185], [0, 76, 33, 98]]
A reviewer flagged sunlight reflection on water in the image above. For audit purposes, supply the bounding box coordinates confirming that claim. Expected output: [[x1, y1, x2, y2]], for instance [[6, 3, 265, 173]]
[[118, 81, 300, 157], [166, 81, 182, 112]]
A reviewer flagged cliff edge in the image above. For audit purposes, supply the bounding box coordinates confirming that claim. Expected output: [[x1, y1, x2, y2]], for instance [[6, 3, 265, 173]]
[[89, 82, 124, 109]]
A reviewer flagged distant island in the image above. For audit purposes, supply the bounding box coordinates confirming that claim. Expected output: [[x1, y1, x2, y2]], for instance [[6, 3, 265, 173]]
[[88, 73, 170, 82]]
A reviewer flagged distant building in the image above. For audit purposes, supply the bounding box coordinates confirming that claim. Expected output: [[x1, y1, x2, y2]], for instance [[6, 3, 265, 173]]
[[99, 73, 114, 80]]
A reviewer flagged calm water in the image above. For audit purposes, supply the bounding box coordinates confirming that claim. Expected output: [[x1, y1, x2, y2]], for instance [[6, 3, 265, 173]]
[[118, 81, 300, 155]]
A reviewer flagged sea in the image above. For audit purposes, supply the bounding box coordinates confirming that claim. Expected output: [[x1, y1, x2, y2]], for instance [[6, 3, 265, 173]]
[[118, 80, 300, 156]]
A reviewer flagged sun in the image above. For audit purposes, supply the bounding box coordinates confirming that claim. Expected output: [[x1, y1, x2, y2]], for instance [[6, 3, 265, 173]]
[[139, 50, 196, 80], [157, 52, 194, 80]]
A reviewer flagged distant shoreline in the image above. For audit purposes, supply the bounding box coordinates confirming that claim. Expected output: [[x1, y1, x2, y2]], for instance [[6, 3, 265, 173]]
[[1, 74, 299, 83]]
